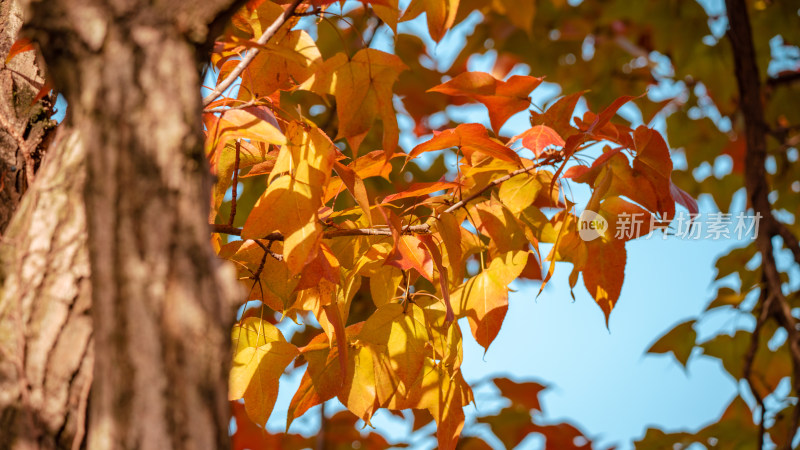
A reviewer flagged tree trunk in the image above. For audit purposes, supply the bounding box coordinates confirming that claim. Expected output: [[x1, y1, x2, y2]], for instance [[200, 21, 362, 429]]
[[0, 127, 92, 450], [1, 0, 244, 448], [0, 0, 52, 233]]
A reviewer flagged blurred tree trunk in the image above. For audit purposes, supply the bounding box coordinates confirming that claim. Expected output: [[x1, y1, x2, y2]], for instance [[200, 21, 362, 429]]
[[0, 0, 243, 448]]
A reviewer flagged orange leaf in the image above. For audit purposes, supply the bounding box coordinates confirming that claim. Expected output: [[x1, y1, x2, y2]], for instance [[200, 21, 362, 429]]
[[529, 91, 585, 138], [408, 123, 521, 166], [582, 239, 626, 326], [633, 126, 675, 218], [429, 72, 543, 131], [204, 107, 285, 167], [333, 160, 373, 225], [302, 49, 407, 157], [5, 38, 34, 63], [451, 251, 528, 350], [493, 378, 546, 412], [400, 0, 460, 42], [511, 125, 565, 157], [386, 235, 435, 281], [239, 29, 322, 99], [382, 181, 459, 203]]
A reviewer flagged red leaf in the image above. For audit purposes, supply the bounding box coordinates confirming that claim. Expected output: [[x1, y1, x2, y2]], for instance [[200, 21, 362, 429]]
[[511, 125, 566, 157], [670, 181, 699, 215]]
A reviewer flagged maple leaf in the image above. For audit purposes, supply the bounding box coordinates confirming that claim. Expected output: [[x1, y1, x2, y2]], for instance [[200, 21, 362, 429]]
[[429, 72, 543, 132], [582, 238, 626, 325], [239, 29, 322, 98], [408, 123, 522, 166], [529, 91, 585, 138], [510, 125, 566, 157], [204, 107, 285, 167], [493, 378, 547, 412], [301, 49, 407, 157], [400, 0, 460, 42], [451, 250, 528, 350], [648, 320, 697, 367], [357, 303, 429, 404], [229, 318, 299, 426], [242, 123, 335, 272]]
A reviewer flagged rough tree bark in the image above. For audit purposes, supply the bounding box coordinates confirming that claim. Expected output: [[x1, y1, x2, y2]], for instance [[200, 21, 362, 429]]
[[0, 0, 52, 233], [1, 0, 245, 448]]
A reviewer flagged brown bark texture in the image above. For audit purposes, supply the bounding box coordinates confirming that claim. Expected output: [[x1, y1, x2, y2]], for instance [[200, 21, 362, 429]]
[[1, 0, 245, 448], [0, 0, 53, 233]]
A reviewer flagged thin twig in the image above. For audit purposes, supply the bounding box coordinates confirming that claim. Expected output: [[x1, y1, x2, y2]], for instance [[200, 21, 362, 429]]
[[743, 286, 771, 450], [203, 98, 262, 114], [201, 0, 304, 107], [442, 152, 561, 215], [210, 223, 431, 240], [228, 140, 241, 226], [252, 239, 282, 262]]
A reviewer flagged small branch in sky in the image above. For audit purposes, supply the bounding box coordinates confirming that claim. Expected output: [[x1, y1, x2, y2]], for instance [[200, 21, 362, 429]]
[[201, 0, 304, 107]]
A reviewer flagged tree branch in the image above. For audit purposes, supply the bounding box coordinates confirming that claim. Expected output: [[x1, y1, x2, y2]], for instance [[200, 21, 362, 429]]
[[726, 0, 800, 447], [201, 0, 304, 107], [443, 151, 561, 214], [210, 223, 431, 240], [766, 71, 800, 88]]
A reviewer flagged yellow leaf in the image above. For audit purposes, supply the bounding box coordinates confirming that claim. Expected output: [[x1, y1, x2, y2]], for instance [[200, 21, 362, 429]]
[[451, 251, 528, 350], [358, 303, 430, 390], [498, 172, 542, 214], [340, 49, 407, 155], [240, 30, 322, 99], [229, 318, 299, 426]]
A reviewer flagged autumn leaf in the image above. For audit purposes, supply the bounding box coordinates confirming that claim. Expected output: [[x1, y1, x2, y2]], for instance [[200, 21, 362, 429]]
[[582, 238, 626, 325], [452, 250, 528, 350], [239, 29, 322, 98], [429, 72, 543, 132], [633, 126, 675, 218], [358, 303, 429, 397], [385, 235, 435, 281], [493, 378, 547, 412], [204, 107, 285, 166], [382, 181, 459, 203], [498, 172, 542, 214], [301, 49, 407, 156], [242, 123, 335, 272], [333, 160, 373, 225], [648, 320, 697, 367], [409, 123, 522, 167], [400, 0, 460, 42], [511, 125, 565, 157], [529, 91, 585, 138], [230, 318, 299, 426]]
